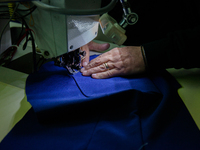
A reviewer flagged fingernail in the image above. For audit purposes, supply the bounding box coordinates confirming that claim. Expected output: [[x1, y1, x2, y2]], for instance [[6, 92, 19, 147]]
[[83, 62, 88, 67], [83, 70, 87, 75], [92, 74, 97, 78]]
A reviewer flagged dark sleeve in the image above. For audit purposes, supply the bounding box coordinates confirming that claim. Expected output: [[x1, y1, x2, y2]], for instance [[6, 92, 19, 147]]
[[142, 25, 200, 70]]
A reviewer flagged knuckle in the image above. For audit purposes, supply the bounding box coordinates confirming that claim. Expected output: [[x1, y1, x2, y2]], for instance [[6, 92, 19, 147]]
[[98, 64, 106, 71], [95, 59, 101, 65], [114, 61, 124, 70], [106, 70, 113, 78], [86, 57, 102, 69], [92, 57, 102, 66], [87, 63, 93, 68], [108, 63, 114, 69]]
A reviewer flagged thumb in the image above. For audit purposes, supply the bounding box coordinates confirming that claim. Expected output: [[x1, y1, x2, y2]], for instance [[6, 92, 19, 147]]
[[88, 41, 110, 52], [80, 44, 90, 67]]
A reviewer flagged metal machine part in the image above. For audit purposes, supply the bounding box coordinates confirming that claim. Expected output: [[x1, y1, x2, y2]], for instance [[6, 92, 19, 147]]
[[54, 49, 86, 74], [99, 0, 138, 45], [99, 13, 127, 45], [119, 0, 138, 28]]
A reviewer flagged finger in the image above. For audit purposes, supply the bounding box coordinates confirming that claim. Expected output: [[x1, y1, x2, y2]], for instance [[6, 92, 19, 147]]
[[81, 62, 114, 76], [83, 52, 112, 70], [82, 52, 89, 67], [80, 45, 89, 67], [88, 41, 110, 52], [80, 41, 110, 67], [91, 69, 120, 79]]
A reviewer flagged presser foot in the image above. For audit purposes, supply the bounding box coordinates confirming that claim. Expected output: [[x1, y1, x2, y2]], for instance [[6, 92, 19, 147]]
[[54, 49, 86, 75]]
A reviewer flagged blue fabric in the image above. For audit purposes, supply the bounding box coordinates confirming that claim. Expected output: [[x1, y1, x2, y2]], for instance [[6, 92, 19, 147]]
[[1, 55, 200, 150], [25, 55, 160, 122], [73, 66, 160, 97]]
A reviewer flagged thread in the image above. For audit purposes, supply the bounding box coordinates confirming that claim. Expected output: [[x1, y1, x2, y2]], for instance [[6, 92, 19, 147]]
[[8, 3, 15, 21]]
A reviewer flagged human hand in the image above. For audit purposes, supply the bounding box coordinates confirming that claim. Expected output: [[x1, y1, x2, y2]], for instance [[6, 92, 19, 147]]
[[80, 41, 110, 67], [81, 46, 146, 79]]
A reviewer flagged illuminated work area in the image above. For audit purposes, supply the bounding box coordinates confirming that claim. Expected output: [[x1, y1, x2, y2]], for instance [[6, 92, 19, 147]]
[[0, 0, 200, 149]]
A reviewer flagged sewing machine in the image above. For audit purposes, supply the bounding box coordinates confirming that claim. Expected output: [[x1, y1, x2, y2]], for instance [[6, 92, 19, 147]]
[[0, 0, 139, 74]]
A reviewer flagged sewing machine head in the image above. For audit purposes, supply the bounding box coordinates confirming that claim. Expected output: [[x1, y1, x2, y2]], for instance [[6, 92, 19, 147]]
[[26, 0, 102, 74]]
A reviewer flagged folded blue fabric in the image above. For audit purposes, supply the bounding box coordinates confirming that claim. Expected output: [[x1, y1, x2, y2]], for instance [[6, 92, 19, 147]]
[[25, 55, 160, 121], [1, 55, 200, 150]]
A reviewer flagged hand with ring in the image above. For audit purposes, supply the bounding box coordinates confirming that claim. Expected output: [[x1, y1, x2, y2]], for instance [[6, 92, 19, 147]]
[[81, 46, 146, 79], [80, 41, 110, 67]]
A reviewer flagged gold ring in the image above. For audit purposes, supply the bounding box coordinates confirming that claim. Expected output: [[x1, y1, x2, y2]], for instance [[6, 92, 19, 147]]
[[104, 62, 109, 70]]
